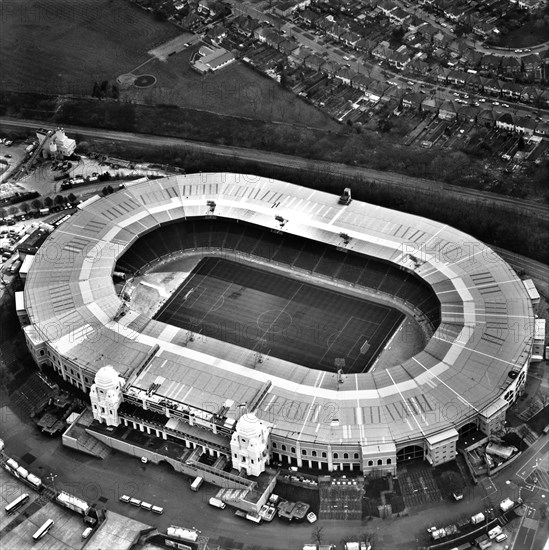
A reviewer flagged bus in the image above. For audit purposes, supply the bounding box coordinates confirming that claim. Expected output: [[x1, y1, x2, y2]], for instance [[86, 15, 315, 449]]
[[190, 477, 203, 492], [32, 519, 54, 541], [5, 493, 29, 515]]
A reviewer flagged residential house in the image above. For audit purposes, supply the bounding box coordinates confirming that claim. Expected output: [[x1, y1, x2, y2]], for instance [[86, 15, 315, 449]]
[[480, 54, 501, 74], [206, 24, 227, 45], [408, 58, 429, 75], [457, 105, 480, 123], [433, 66, 451, 84], [472, 21, 491, 38], [304, 54, 324, 71], [340, 31, 361, 48], [320, 60, 338, 76], [367, 80, 391, 102], [300, 8, 321, 26], [500, 56, 521, 77], [232, 16, 261, 37], [372, 43, 392, 62], [418, 24, 438, 42], [378, 0, 397, 17], [496, 112, 515, 131], [447, 69, 467, 87], [438, 100, 457, 120], [351, 73, 372, 91], [180, 12, 202, 31], [278, 38, 300, 56], [356, 38, 377, 55], [407, 15, 424, 32], [389, 7, 409, 25], [402, 91, 425, 110], [272, 0, 311, 18], [197, 0, 219, 17], [534, 121, 549, 136], [388, 50, 411, 70], [421, 96, 441, 114], [501, 81, 523, 100], [514, 117, 537, 136], [484, 79, 502, 96], [289, 46, 309, 67], [478, 109, 496, 127], [335, 66, 354, 85], [522, 53, 542, 81], [444, 5, 465, 22]]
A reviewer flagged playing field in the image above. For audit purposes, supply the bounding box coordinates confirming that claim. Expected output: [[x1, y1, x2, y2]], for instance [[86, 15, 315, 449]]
[[154, 258, 404, 374]]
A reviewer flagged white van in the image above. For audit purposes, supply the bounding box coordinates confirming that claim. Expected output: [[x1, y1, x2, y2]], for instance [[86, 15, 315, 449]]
[[82, 527, 93, 539], [140, 501, 153, 511], [119, 495, 130, 503], [151, 505, 164, 514], [209, 497, 226, 509], [495, 533, 507, 543]]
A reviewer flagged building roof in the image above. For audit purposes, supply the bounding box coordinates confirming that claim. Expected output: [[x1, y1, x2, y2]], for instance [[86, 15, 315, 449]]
[[24, 174, 534, 447]]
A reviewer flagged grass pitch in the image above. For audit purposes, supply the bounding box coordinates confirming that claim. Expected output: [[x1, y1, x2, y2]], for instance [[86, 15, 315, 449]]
[[154, 257, 404, 374]]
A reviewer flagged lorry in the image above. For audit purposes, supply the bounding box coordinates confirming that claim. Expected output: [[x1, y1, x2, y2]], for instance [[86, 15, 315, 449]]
[[500, 498, 514, 512], [486, 442, 517, 460], [471, 512, 486, 524]]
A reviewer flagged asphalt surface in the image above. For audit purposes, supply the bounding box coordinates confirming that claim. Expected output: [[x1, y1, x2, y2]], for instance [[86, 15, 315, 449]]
[[1, 117, 548, 222]]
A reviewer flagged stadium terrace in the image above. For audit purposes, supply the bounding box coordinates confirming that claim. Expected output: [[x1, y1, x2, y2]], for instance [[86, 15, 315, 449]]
[[21, 173, 536, 476]]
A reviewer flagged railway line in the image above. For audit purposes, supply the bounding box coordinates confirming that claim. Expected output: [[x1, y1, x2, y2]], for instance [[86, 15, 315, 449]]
[[1, 117, 548, 222]]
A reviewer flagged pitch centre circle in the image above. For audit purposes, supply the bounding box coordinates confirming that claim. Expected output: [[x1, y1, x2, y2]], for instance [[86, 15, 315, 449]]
[[257, 310, 293, 333]]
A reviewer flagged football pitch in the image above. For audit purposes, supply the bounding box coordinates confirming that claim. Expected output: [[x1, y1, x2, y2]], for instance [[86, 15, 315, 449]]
[[154, 258, 404, 374]]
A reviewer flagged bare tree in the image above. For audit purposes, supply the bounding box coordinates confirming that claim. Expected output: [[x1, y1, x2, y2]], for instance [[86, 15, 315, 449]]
[[312, 525, 324, 545]]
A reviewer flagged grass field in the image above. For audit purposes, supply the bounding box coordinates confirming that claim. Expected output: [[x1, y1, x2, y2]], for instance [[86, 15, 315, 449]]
[[0, 0, 338, 130], [154, 257, 404, 374], [1, 0, 181, 95]]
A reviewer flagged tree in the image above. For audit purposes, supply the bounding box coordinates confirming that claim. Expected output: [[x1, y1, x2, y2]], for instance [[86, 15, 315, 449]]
[[312, 526, 324, 545], [43, 196, 53, 208], [30, 199, 42, 211], [54, 194, 65, 205], [0, 207, 6, 219], [68, 193, 77, 204], [8, 206, 18, 216], [20, 202, 31, 214]]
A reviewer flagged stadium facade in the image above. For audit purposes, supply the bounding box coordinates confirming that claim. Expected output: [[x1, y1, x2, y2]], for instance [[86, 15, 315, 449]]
[[21, 174, 536, 477]]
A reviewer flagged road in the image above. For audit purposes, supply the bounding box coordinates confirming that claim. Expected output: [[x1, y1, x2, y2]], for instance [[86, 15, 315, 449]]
[[2, 117, 548, 223]]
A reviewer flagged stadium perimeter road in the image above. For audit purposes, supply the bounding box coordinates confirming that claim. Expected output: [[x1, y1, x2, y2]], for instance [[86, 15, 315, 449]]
[[1, 362, 548, 549], [1, 117, 548, 222]]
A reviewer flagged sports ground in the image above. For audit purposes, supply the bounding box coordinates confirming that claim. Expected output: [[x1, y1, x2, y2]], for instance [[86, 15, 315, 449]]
[[154, 257, 404, 374]]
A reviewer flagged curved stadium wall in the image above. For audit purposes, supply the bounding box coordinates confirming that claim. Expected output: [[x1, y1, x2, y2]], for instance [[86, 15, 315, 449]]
[[21, 174, 535, 474]]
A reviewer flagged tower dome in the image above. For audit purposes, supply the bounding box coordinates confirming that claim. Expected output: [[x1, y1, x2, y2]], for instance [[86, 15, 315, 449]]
[[236, 413, 263, 439], [94, 365, 120, 390]]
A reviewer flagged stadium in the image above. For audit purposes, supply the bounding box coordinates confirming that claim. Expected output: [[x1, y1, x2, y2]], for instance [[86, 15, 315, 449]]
[[21, 173, 536, 478]]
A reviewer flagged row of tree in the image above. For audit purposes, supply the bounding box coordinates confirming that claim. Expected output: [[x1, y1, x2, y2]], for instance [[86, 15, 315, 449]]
[[0, 193, 77, 218]]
